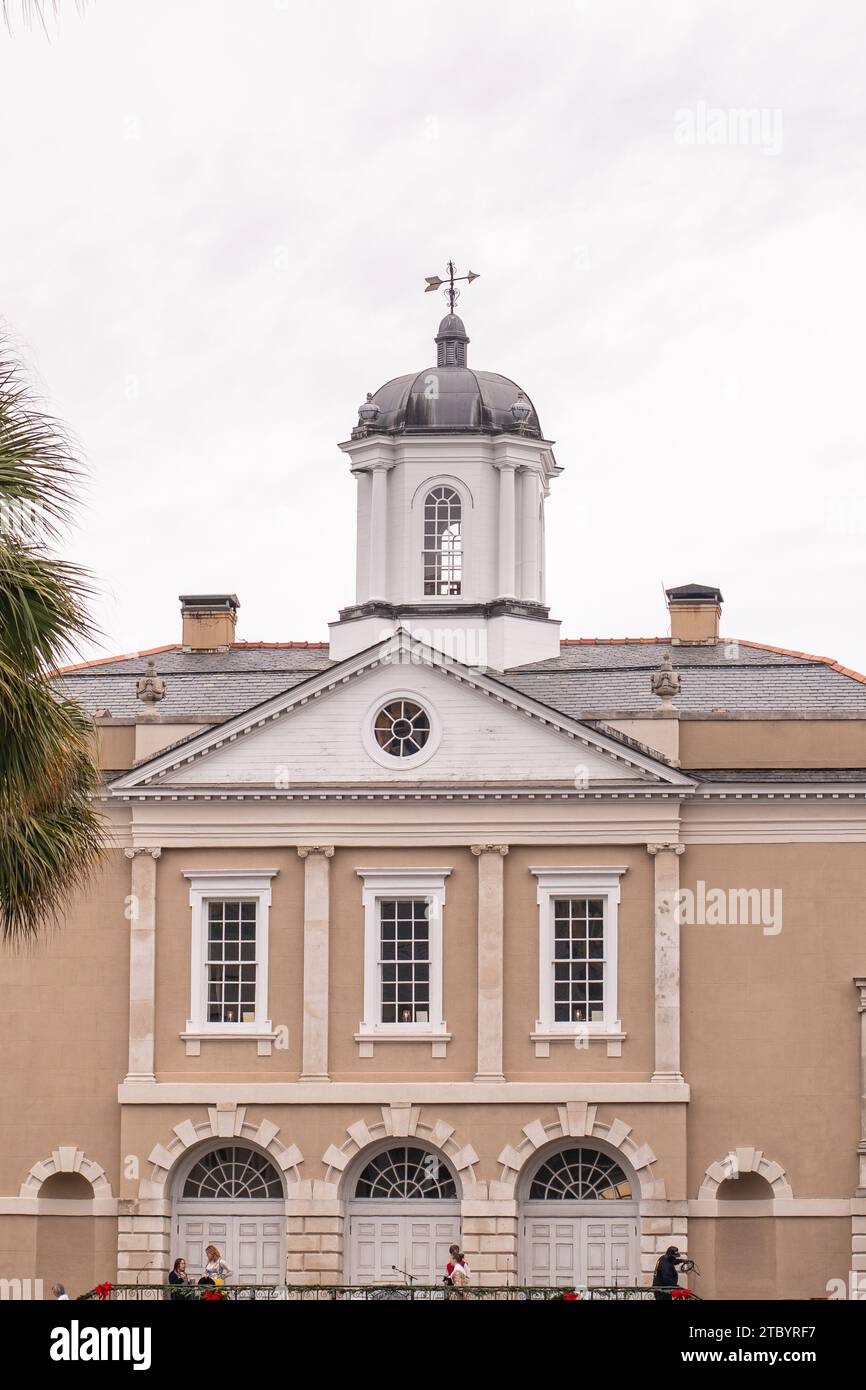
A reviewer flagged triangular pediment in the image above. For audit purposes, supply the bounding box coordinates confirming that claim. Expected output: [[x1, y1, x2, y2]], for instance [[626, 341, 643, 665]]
[[111, 632, 693, 793]]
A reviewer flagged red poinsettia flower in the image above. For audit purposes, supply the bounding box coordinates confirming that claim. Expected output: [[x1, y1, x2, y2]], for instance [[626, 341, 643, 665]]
[[95, 1282, 113, 1301]]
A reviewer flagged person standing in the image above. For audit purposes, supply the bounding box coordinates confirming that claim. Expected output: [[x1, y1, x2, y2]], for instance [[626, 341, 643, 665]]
[[51, 1284, 69, 1300], [653, 1245, 687, 1300], [448, 1252, 471, 1300], [445, 1244, 470, 1283], [204, 1245, 232, 1283], [169, 1257, 192, 1300]]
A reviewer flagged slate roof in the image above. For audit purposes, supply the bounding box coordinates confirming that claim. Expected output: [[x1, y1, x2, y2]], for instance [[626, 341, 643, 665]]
[[54, 637, 866, 723]]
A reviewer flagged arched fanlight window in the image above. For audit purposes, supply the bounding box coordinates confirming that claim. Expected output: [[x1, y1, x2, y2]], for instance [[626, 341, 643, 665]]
[[182, 1146, 284, 1199], [354, 1145, 457, 1200], [423, 486, 462, 596], [529, 1147, 632, 1201]]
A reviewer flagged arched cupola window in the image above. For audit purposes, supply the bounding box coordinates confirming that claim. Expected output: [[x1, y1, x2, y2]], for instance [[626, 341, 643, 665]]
[[423, 486, 462, 596]]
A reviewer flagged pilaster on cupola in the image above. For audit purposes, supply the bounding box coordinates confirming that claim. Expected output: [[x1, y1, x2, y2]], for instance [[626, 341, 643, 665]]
[[329, 276, 563, 671]]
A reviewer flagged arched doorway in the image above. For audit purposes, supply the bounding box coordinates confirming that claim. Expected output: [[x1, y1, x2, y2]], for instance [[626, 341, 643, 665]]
[[520, 1143, 638, 1288], [173, 1144, 286, 1285], [346, 1143, 461, 1284]]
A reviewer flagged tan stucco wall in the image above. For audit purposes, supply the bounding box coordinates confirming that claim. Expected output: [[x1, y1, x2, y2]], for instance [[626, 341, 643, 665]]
[[689, 1216, 851, 1301], [680, 718, 866, 768], [0, 852, 128, 1195], [681, 843, 864, 1198], [94, 723, 136, 771]]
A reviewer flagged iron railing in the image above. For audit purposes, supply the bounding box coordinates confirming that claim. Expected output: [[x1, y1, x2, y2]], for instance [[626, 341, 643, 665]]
[[80, 1283, 700, 1302]]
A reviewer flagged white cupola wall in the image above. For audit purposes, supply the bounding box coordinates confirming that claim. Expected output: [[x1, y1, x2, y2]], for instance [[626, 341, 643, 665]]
[[329, 310, 563, 671]]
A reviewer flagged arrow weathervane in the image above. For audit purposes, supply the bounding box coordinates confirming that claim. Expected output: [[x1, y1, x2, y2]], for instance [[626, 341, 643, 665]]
[[424, 260, 480, 313]]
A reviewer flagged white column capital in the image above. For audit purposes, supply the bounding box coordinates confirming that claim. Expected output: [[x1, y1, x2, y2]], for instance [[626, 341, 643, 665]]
[[470, 844, 510, 857], [646, 842, 685, 857], [854, 977, 866, 1011], [297, 845, 335, 859], [124, 847, 162, 859]]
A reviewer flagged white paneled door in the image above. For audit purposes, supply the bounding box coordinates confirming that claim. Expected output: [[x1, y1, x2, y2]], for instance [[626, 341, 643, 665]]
[[176, 1205, 285, 1285], [348, 1206, 461, 1284], [523, 1213, 638, 1287]]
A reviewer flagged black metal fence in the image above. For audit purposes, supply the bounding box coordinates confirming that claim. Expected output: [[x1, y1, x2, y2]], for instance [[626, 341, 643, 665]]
[[80, 1283, 699, 1301]]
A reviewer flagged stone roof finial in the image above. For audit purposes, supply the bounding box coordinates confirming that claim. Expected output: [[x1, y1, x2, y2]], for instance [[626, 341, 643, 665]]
[[136, 658, 166, 716], [651, 649, 681, 711]]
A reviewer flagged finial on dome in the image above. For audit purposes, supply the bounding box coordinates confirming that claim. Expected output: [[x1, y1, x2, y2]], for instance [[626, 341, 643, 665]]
[[357, 392, 380, 424], [510, 392, 532, 429]]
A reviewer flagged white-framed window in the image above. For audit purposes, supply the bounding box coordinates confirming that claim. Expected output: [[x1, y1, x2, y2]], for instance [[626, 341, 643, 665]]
[[530, 867, 627, 1055], [423, 485, 462, 596], [355, 868, 451, 1056], [182, 870, 278, 1055]]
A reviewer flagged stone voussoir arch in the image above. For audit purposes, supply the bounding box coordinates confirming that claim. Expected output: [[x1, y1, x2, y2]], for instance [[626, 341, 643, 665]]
[[496, 1104, 665, 1201], [20, 1146, 113, 1199], [320, 1104, 481, 1199], [698, 1147, 793, 1200], [139, 1102, 303, 1201]]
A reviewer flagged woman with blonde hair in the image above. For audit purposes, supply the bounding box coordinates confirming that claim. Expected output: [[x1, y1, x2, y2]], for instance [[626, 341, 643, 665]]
[[202, 1244, 231, 1284]]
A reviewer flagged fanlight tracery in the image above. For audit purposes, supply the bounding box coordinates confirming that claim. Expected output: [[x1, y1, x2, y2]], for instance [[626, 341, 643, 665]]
[[529, 1147, 632, 1201], [182, 1146, 284, 1200], [354, 1145, 457, 1200]]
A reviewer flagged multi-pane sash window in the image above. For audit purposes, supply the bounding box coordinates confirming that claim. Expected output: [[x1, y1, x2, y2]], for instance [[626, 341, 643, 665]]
[[183, 869, 276, 1051], [531, 866, 625, 1046], [379, 898, 431, 1024], [552, 897, 605, 1024], [423, 486, 462, 596], [207, 899, 257, 1024], [356, 868, 450, 1051]]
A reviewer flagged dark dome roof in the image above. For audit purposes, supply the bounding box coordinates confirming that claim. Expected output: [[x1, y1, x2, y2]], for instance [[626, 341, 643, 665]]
[[365, 368, 542, 436], [352, 309, 543, 438]]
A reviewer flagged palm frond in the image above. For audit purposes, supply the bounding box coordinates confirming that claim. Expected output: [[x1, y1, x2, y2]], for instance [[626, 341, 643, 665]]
[[0, 338, 104, 944]]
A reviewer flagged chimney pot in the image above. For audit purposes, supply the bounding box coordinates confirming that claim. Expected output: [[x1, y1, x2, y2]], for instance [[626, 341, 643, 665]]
[[665, 583, 723, 645], [179, 594, 239, 651]]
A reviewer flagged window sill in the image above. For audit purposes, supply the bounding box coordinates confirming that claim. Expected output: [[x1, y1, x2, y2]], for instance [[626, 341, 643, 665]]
[[354, 1029, 452, 1059], [531, 1026, 626, 1058], [182, 1024, 276, 1057]]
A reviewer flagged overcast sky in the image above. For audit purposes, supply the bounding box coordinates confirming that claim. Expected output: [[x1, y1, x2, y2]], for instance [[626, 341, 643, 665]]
[[2, 0, 865, 670]]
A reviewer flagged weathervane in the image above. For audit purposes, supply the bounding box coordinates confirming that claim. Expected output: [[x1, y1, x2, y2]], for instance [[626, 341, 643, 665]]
[[424, 260, 480, 313]]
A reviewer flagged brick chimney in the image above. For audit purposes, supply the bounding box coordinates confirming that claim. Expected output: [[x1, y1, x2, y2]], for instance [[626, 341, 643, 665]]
[[666, 583, 723, 645], [180, 594, 239, 651]]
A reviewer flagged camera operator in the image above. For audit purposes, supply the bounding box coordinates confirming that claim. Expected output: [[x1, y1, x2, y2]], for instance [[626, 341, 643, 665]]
[[653, 1245, 690, 1300]]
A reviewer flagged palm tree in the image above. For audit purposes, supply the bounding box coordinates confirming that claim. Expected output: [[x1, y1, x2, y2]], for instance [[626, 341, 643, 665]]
[[0, 346, 103, 942]]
